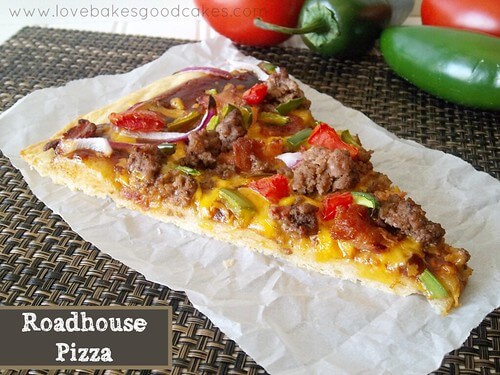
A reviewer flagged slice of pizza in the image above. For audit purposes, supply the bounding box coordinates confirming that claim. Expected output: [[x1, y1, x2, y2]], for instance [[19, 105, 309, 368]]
[[21, 64, 472, 314]]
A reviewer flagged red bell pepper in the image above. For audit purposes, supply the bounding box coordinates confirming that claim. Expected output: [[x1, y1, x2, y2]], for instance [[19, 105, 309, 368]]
[[242, 83, 268, 105], [249, 174, 290, 203], [308, 123, 358, 158], [320, 192, 353, 221], [109, 110, 165, 132]]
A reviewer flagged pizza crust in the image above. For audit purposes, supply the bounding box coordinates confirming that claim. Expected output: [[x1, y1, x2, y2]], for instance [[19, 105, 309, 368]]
[[22, 145, 452, 314]]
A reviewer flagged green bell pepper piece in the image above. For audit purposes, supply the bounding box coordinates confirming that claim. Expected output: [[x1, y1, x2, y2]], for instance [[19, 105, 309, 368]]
[[176, 165, 201, 176], [341, 130, 361, 147], [157, 143, 177, 155], [351, 191, 379, 210], [221, 103, 237, 119], [259, 112, 290, 126], [239, 106, 253, 128], [257, 61, 277, 75], [418, 269, 449, 299], [206, 115, 220, 131], [276, 97, 305, 115], [286, 128, 313, 149], [168, 111, 201, 131], [218, 188, 256, 226]]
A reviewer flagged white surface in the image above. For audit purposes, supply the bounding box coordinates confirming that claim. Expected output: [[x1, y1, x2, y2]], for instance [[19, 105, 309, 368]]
[[0, 37, 499, 375], [0, 0, 422, 45]]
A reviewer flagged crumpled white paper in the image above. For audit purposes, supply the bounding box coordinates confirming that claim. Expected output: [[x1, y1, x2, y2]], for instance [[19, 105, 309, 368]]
[[0, 37, 499, 375]]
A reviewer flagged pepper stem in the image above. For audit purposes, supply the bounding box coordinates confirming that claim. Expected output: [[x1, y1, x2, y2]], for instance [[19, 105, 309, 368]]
[[254, 16, 333, 36]]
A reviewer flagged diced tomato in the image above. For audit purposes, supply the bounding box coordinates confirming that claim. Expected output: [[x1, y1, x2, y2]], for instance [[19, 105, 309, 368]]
[[331, 204, 390, 253], [262, 139, 285, 159], [249, 174, 290, 203], [320, 192, 353, 221], [109, 110, 165, 132], [233, 137, 264, 172], [331, 204, 369, 239], [242, 83, 268, 105], [308, 123, 358, 158]]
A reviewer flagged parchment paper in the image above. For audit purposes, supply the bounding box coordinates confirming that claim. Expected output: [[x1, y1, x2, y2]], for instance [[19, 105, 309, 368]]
[[0, 37, 499, 375]]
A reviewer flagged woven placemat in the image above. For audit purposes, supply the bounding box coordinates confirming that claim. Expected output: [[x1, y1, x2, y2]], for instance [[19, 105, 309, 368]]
[[0, 27, 499, 375]]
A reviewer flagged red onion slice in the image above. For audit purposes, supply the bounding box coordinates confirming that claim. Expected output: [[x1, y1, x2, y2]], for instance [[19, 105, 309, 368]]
[[56, 137, 113, 157], [118, 96, 217, 143], [108, 141, 149, 152], [117, 129, 186, 143], [175, 66, 232, 79], [124, 100, 146, 112], [276, 152, 303, 168]]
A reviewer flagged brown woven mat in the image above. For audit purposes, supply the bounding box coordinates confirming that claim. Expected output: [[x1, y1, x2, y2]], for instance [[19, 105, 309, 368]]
[[0, 27, 498, 375]]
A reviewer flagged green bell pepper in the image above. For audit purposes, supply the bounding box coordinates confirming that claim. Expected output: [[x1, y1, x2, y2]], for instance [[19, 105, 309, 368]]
[[157, 143, 177, 155], [259, 112, 290, 126], [205, 115, 220, 131], [168, 111, 201, 131], [175, 166, 201, 176], [276, 97, 306, 115], [380, 26, 500, 110], [351, 191, 379, 210], [340, 130, 361, 147], [239, 106, 253, 128], [254, 0, 392, 57], [418, 269, 449, 299], [218, 188, 256, 227], [286, 128, 313, 149]]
